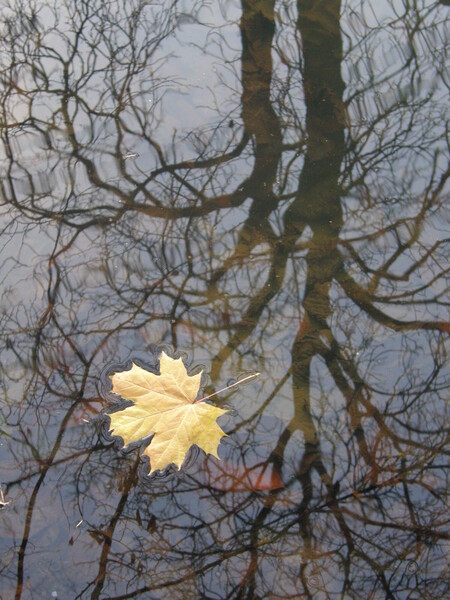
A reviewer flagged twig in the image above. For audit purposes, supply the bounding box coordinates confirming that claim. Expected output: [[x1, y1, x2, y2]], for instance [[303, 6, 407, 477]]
[[196, 372, 261, 403], [0, 483, 10, 508]]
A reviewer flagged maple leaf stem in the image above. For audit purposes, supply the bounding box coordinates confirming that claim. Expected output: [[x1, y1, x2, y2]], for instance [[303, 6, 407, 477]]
[[196, 372, 261, 403]]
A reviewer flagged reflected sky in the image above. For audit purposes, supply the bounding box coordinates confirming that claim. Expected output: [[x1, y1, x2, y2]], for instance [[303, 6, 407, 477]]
[[0, 0, 449, 598]]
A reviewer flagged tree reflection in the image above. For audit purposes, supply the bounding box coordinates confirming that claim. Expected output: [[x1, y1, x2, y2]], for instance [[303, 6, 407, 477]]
[[0, 0, 448, 598]]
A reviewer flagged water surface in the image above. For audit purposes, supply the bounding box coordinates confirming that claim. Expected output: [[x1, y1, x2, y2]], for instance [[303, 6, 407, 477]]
[[0, 0, 449, 598]]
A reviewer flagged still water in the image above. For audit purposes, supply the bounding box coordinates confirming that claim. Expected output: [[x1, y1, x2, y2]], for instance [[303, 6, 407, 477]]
[[0, 0, 449, 598]]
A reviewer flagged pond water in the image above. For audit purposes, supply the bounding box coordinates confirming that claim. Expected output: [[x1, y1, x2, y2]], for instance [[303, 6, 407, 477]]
[[0, 0, 449, 598]]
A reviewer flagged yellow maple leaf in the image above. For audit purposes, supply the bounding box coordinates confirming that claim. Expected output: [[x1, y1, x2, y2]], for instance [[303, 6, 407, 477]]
[[108, 351, 228, 474]]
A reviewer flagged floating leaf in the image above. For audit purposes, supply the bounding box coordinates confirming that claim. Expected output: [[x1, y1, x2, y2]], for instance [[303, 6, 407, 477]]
[[108, 352, 228, 474]]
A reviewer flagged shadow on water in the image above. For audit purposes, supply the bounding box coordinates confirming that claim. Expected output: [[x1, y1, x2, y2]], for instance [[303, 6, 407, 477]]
[[0, 0, 449, 598]]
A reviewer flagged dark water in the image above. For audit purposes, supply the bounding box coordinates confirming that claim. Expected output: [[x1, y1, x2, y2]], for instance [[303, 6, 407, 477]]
[[0, 1, 449, 598]]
